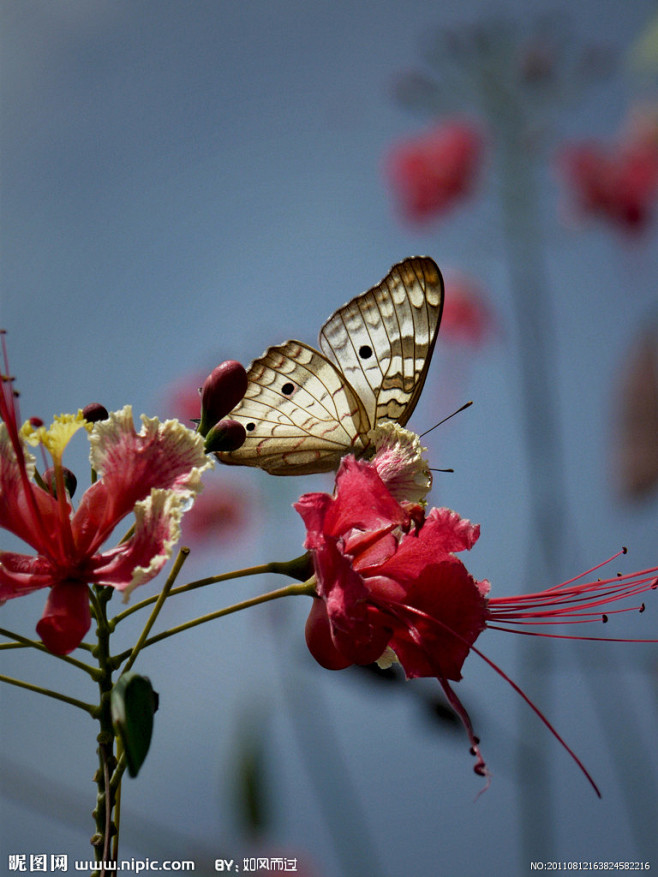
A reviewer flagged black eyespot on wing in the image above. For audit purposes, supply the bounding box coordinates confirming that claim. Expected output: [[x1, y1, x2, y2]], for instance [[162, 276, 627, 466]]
[[281, 382, 295, 396], [358, 344, 373, 360], [246, 422, 256, 432]]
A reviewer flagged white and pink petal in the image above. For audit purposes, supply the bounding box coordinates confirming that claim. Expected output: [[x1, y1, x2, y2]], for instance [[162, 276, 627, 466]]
[[73, 407, 211, 555], [87, 488, 186, 600]]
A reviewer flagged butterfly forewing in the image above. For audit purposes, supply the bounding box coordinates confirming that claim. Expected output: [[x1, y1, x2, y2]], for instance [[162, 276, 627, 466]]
[[217, 341, 370, 475], [319, 256, 443, 427]]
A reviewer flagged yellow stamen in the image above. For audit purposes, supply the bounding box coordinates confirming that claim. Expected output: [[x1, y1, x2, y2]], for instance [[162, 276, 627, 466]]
[[21, 410, 91, 462]]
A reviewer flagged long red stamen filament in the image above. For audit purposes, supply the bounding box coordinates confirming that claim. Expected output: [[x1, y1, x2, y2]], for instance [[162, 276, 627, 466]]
[[486, 625, 658, 643], [488, 573, 658, 625], [1, 335, 73, 561], [53, 460, 76, 559], [1, 346, 53, 552], [464, 634, 601, 797], [375, 597, 602, 796], [540, 548, 628, 592], [491, 571, 657, 606], [377, 598, 490, 789]]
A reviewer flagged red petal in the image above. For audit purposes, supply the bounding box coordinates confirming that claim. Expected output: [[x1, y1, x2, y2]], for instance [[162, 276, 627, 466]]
[[305, 598, 353, 670], [324, 457, 408, 538], [0, 551, 55, 599], [378, 559, 487, 681], [36, 580, 91, 655]]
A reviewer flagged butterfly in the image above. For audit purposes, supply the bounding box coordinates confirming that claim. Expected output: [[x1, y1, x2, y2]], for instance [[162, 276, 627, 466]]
[[217, 256, 444, 475]]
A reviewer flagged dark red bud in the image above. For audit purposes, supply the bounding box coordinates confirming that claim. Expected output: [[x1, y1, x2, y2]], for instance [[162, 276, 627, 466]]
[[43, 466, 78, 498], [198, 361, 248, 436], [29, 416, 44, 428], [205, 418, 247, 454], [82, 403, 109, 423]]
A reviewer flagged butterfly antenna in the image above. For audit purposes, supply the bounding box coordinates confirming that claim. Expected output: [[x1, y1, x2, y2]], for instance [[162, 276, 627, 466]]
[[420, 401, 473, 439]]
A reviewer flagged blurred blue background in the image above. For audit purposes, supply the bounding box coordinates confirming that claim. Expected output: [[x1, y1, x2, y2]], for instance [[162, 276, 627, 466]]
[[1, 2, 657, 875]]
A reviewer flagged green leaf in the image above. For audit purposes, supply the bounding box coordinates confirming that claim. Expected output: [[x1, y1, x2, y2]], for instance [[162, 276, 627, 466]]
[[111, 673, 159, 778]]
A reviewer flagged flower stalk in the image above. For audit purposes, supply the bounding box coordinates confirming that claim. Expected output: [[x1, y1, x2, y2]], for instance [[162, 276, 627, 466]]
[[90, 586, 119, 876]]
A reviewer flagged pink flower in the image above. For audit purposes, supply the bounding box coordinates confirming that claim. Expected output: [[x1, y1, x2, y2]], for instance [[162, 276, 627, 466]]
[[385, 119, 484, 222], [295, 453, 657, 792], [559, 113, 658, 233], [1, 354, 212, 654]]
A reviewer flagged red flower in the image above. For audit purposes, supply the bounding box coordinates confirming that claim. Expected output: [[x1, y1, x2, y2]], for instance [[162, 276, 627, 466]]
[[559, 114, 658, 233], [385, 119, 484, 222], [1, 352, 212, 654], [295, 453, 658, 792]]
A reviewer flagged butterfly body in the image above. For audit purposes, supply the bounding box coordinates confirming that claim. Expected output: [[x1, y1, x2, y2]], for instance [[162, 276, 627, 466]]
[[217, 256, 443, 475]]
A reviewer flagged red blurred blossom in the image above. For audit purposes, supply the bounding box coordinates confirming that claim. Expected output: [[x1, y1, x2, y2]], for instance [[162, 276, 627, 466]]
[[0, 345, 212, 654], [385, 119, 485, 222], [442, 272, 496, 347], [165, 370, 208, 425], [296, 454, 658, 793], [181, 480, 250, 546], [559, 111, 658, 233]]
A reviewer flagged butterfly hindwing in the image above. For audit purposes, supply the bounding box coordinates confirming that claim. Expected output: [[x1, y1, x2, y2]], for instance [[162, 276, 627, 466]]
[[319, 256, 443, 428], [217, 340, 370, 475]]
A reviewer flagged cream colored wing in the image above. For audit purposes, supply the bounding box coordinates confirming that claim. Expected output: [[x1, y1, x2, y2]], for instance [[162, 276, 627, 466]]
[[216, 340, 371, 475], [318, 256, 443, 428], [217, 256, 443, 476]]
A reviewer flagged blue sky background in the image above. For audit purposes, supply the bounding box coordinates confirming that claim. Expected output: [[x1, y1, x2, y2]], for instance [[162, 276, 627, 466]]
[[1, 2, 657, 876]]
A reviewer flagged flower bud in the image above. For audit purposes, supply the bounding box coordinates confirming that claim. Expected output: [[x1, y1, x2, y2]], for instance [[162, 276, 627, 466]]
[[82, 403, 109, 423], [205, 418, 247, 454], [43, 466, 78, 499], [198, 361, 248, 437]]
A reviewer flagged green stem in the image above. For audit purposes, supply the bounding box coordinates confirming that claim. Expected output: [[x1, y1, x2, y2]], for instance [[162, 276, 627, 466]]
[[91, 586, 118, 875], [110, 749, 127, 794], [118, 548, 189, 674], [111, 553, 312, 626], [113, 580, 316, 663], [88, 586, 106, 623], [0, 627, 102, 678], [0, 673, 96, 714]]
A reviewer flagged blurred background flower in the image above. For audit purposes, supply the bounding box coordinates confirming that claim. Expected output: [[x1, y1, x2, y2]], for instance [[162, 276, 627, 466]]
[[441, 271, 496, 348], [558, 107, 658, 233], [385, 119, 484, 222]]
